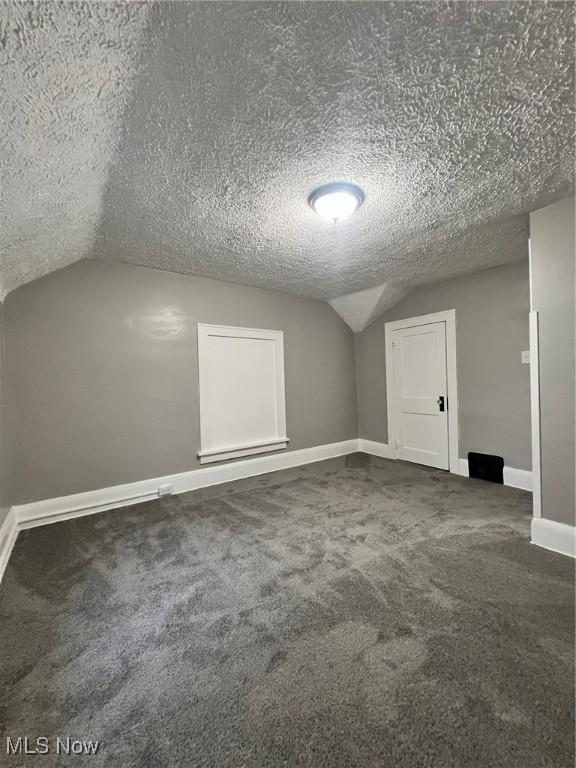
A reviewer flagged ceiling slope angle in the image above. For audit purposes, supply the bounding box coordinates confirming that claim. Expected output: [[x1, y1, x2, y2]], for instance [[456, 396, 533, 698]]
[[0, 1, 149, 298], [329, 282, 408, 333]]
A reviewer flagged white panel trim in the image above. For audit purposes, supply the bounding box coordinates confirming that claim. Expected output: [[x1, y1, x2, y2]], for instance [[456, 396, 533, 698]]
[[457, 458, 533, 491], [358, 439, 393, 459], [531, 517, 576, 558], [0, 509, 18, 585], [197, 323, 288, 463], [529, 311, 542, 517], [385, 309, 459, 474]]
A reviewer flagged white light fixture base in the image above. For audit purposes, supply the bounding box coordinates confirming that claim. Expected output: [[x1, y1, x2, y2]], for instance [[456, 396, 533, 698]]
[[308, 182, 365, 223]]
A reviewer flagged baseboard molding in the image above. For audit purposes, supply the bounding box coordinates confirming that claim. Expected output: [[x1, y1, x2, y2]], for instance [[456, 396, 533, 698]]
[[531, 517, 576, 558], [503, 466, 533, 492], [0, 438, 551, 587], [356, 445, 533, 492], [0, 509, 18, 585], [357, 439, 393, 459], [0, 439, 360, 586], [12, 439, 359, 531], [457, 458, 533, 491]]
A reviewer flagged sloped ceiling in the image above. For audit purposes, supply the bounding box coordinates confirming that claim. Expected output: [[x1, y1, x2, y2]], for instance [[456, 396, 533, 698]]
[[0, 2, 149, 297], [329, 283, 409, 334], [1, 2, 574, 328]]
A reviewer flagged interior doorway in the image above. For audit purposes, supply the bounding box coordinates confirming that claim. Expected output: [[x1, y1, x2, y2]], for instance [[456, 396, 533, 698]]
[[385, 309, 459, 473]]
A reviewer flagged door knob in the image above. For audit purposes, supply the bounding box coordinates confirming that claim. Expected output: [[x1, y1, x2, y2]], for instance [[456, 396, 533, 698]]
[[437, 396, 445, 412]]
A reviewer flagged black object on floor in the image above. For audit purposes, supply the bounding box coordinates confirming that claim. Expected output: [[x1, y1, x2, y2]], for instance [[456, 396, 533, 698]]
[[0, 455, 573, 767], [468, 451, 504, 483]]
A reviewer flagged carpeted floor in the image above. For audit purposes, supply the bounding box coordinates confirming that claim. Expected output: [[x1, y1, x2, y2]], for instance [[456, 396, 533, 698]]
[[0, 454, 574, 767]]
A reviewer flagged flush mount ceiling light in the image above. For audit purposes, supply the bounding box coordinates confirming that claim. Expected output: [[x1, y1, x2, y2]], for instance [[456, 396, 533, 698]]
[[308, 182, 365, 224]]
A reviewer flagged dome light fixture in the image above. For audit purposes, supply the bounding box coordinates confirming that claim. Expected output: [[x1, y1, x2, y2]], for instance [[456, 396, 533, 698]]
[[308, 182, 365, 224]]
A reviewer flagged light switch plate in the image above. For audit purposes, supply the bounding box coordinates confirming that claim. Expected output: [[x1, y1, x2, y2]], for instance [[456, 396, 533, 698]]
[[521, 350, 530, 364]]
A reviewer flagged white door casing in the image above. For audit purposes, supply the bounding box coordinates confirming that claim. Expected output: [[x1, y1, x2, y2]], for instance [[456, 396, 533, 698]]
[[529, 310, 541, 518], [385, 309, 459, 473]]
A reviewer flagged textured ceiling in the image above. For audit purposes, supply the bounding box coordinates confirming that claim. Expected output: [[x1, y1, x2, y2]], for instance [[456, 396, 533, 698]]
[[1, 2, 574, 324], [329, 282, 409, 334], [0, 1, 149, 297]]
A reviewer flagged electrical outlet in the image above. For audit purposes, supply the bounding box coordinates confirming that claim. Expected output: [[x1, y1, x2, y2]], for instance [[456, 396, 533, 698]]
[[521, 350, 530, 365], [158, 484, 173, 497]]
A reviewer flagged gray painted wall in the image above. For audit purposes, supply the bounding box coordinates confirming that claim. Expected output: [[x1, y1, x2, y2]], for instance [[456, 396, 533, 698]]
[[4, 260, 357, 505], [529, 197, 575, 526], [355, 261, 531, 470]]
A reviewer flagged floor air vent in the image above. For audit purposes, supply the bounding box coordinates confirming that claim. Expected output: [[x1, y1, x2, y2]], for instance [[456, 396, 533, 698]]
[[468, 452, 504, 484]]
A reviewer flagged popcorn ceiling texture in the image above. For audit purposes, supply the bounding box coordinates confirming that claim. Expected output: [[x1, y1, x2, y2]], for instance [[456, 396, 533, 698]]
[[0, 2, 574, 321], [0, 1, 149, 297], [329, 283, 409, 334]]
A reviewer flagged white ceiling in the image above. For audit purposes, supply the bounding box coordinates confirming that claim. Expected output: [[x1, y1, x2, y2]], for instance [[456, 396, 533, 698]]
[[1, 2, 573, 328]]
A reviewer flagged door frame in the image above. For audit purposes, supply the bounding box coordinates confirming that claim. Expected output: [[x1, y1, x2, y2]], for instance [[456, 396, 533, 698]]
[[385, 309, 459, 474], [528, 310, 541, 518]]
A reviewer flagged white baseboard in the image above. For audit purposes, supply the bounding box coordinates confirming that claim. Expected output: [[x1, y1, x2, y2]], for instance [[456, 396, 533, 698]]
[[0, 438, 554, 587], [13, 439, 359, 531], [358, 445, 533, 492], [0, 509, 18, 585], [0, 439, 359, 585], [531, 517, 576, 558], [457, 458, 533, 491], [503, 466, 533, 491], [357, 439, 393, 459]]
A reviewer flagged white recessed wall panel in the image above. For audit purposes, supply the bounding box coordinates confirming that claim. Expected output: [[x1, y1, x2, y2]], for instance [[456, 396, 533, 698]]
[[197, 324, 288, 463]]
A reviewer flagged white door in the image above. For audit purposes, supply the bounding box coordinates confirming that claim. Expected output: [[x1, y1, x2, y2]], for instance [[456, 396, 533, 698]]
[[392, 321, 449, 469]]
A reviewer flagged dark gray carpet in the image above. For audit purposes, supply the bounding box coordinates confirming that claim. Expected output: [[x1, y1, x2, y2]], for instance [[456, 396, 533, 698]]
[[1, 454, 574, 767]]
